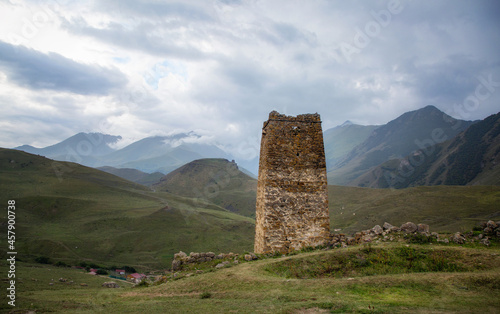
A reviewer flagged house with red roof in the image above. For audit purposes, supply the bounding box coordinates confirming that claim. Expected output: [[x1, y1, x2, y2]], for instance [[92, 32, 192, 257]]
[[127, 273, 146, 283]]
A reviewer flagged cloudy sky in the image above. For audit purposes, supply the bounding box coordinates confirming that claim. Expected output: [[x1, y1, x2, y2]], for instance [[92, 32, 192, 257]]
[[1, 0, 499, 160]]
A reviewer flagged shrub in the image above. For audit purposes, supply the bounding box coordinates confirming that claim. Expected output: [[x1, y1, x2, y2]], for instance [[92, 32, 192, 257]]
[[55, 261, 68, 267], [123, 266, 137, 273], [135, 280, 149, 287], [405, 233, 432, 244], [200, 292, 212, 299], [35, 256, 51, 264]]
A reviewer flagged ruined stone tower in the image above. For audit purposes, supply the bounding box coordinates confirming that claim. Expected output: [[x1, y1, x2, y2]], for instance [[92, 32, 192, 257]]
[[254, 111, 330, 254]]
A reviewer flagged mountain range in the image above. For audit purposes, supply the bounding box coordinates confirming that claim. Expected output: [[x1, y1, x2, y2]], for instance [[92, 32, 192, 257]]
[[15, 132, 233, 175], [326, 105, 476, 185], [12, 105, 500, 188], [353, 111, 500, 188]]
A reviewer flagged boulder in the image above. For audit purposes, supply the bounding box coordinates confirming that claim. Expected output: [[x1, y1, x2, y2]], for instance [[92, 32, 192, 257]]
[[371, 225, 383, 235], [484, 227, 493, 234], [451, 232, 466, 244], [480, 238, 491, 246], [362, 235, 373, 243], [171, 259, 182, 271], [383, 222, 394, 230], [102, 281, 120, 288], [215, 261, 230, 269], [189, 252, 200, 259], [346, 237, 356, 245], [486, 220, 498, 229], [174, 251, 187, 260], [400, 222, 417, 234], [417, 224, 430, 233], [431, 232, 439, 240]]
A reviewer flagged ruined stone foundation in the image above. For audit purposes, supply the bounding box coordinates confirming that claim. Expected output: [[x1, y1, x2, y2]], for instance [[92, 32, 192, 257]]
[[254, 111, 330, 254]]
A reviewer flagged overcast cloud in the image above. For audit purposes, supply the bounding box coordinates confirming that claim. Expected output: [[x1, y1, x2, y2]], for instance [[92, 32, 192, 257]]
[[0, 0, 499, 160]]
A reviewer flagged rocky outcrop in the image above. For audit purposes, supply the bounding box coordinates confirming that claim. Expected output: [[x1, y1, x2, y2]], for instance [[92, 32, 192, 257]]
[[329, 221, 433, 247], [172, 251, 244, 270], [102, 282, 120, 288]]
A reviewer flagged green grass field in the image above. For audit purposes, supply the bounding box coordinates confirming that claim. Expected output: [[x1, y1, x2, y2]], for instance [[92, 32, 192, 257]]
[[1, 242, 499, 313], [0, 149, 254, 270], [329, 185, 500, 234]]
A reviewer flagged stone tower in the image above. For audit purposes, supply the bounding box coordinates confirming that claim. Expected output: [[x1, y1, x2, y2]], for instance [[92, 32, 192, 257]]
[[254, 111, 330, 254]]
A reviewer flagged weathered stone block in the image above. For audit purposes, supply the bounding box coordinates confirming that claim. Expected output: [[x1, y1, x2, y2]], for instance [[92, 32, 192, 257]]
[[400, 222, 417, 233]]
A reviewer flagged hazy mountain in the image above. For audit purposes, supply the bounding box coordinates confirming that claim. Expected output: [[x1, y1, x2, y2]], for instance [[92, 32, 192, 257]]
[[15, 132, 233, 174], [353, 111, 500, 188], [327, 105, 475, 185], [323, 122, 379, 171], [97, 166, 164, 186], [153, 158, 257, 217], [100, 133, 230, 173], [15, 132, 122, 166]]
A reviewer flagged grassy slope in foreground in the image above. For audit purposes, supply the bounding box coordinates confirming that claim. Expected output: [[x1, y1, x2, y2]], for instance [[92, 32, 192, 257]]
[[2, 243, 499, 313], [0, 148, 254, 270], [328, 185, 500, 235]]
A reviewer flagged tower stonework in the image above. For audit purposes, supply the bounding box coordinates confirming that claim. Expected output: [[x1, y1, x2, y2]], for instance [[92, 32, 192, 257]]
[[254, 111, 330, 254]]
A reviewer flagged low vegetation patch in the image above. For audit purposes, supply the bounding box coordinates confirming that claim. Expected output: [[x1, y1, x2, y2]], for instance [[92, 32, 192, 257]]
[[264, 245, 497, 279]]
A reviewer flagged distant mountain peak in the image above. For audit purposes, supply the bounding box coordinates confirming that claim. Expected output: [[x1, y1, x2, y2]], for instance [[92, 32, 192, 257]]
[[340, 120, 354, 127]]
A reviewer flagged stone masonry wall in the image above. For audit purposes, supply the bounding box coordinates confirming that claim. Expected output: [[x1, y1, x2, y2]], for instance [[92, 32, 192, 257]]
[[254, 111, 330, 254]]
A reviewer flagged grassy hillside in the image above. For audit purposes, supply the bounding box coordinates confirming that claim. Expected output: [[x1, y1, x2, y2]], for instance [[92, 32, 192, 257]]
[[328, 185, 500, 234], [0, 149, 254, 270], [153, 159, 257, 218], [2, 242, 499, 313]]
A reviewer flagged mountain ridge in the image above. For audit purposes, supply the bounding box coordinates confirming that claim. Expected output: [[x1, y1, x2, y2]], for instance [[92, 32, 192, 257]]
[[327, 105, 476, 185], [353, 111, 500, 188], [12, 105, 495, 188]]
